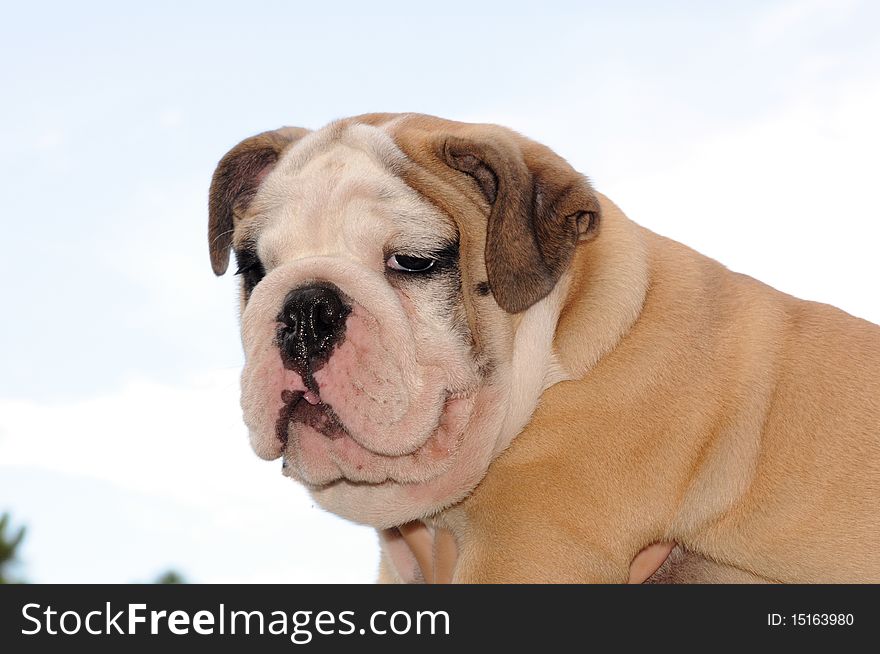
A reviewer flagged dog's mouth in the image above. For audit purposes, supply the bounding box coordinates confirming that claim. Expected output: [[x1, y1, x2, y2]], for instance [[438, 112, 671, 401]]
[[276, 389, 347, 445], [276, 386, 475, 487]]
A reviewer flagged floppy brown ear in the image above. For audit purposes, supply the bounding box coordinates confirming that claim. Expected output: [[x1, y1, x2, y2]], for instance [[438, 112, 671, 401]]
[[208, 127, 310, 275], [443, 133, 600, 313]]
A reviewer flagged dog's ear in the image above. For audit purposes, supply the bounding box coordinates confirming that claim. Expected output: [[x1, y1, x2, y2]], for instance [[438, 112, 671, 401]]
[[442, 133, 600, 313], [208, 127, 310, 275]]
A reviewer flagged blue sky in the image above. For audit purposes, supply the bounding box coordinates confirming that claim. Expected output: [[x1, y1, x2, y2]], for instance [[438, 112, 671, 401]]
[[1, 1, 878, 582]]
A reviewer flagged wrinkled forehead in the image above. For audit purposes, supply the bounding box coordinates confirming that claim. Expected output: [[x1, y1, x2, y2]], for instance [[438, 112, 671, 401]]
[[242, 122, 456, 265]]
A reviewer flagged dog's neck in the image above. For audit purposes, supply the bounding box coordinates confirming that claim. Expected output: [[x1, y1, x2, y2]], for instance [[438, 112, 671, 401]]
[[488, 194, 651, 459], [554, 193, 651, 381]]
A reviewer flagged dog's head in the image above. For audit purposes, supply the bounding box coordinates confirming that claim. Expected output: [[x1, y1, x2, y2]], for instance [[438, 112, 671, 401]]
[[208, 114, 601, 527]]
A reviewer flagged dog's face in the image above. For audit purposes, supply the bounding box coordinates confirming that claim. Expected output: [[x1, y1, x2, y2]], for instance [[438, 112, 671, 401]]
[[208, 114, 600, 527]]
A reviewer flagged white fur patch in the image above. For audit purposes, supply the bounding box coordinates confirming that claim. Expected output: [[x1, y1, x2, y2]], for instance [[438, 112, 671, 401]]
[[493, 275, 573, 456]]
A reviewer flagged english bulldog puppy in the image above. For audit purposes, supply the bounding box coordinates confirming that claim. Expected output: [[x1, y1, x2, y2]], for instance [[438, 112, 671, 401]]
[[208, 113, 879, 583]]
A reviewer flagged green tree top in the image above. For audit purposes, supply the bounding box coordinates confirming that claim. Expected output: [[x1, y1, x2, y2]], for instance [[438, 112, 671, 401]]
[[0, 512, 26, 584], [154, 570, 186, 584]]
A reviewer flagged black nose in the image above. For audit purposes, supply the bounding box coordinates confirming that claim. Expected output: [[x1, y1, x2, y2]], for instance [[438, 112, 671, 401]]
[[277, 284, 350, 371]]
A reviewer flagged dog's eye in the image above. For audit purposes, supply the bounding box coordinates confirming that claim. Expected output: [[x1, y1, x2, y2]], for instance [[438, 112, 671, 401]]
[[234, 248, 266, 296], [386, 254, 436, 273]]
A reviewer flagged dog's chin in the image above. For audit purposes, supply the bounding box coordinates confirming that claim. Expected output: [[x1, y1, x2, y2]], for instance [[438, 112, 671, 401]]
[[279, 392, 474, 488]]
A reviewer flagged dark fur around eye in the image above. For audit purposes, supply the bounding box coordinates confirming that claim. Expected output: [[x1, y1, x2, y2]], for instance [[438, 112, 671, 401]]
[[432, 241, 460, 269], [386, 241, 459, 279], [234, 245, 265, 298]]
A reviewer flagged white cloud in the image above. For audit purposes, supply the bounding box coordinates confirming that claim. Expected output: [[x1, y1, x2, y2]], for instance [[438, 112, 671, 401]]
[[2, 369, 246, 503], [752, 0, 860, 45], [602, 77, 880, 325]]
